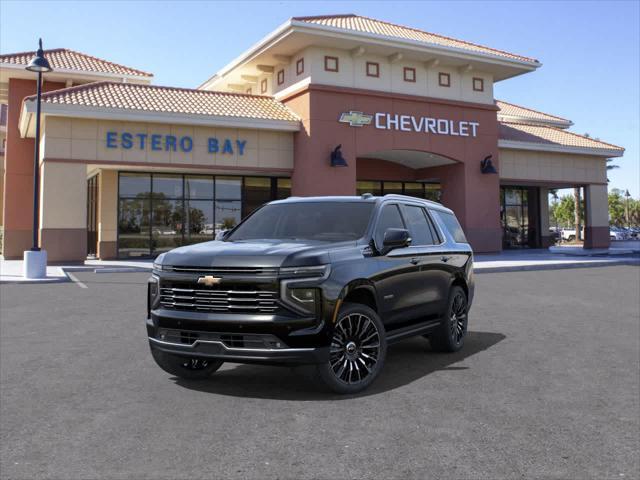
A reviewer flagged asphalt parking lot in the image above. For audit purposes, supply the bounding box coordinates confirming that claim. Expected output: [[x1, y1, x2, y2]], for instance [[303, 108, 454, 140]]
[[1, 266, 639, 480]]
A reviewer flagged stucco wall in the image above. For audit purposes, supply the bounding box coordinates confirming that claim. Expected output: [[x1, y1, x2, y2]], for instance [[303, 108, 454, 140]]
[[273, 46, 494, 105], [42, 117, 294, 171], [499, 148, 607, 184]]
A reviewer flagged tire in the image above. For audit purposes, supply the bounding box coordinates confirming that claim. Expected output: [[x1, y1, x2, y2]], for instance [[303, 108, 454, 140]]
[[317, 302, 387, 394], [430, 286, 468, 353], [151, 348, 224, 380], [567, 235, 575, 242]]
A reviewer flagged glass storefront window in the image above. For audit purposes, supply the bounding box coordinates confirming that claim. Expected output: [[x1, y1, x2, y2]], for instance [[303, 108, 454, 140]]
[[403, 182, 424, 199], [216, 177, 241, 200], [119, 173, 151, 197], [383, 182, 403, 195], [118, 197, 151, 257], [216, 201, 242, 234], [117, 173, 289, 258], [356, 181, 382, 196], [151, 199, 184, 254], [186, 200, 214, 244], [185, 176, 214, 200], [424, 184, 441, 202], [243, 177, 272, 217], [276, 178, 291, 199], [153, 175, 183, 198]]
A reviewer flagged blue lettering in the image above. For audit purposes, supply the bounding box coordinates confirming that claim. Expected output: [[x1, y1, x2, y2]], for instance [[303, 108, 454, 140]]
[[180, 136, 193, 152], [151, 134, 162, 151], [136, 133, 147, 149], [208, 138, 219, 153], [121, 132, 133, 149], [222, 139, 233, 154], [236, 140, 246, 155], [165, 135, 177, 151], [106, 131, 117, 148]]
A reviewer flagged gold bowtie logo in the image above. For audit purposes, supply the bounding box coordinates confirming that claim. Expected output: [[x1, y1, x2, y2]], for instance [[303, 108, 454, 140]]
[[197, 275, 222, 287], [339, 111, 373, 127]]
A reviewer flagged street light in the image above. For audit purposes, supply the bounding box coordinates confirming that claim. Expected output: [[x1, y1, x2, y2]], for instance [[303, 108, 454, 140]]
[[625, 189, 631, 229], [23, 39, 52, 279]]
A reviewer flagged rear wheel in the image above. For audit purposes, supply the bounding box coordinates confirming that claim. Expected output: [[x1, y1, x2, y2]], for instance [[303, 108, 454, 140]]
[[430, 286, 468, 353], [317, 302, 387, 394], [151, 348, 224, 380]]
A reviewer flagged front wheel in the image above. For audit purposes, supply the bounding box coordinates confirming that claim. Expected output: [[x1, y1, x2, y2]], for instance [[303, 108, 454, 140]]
[[151, 348, 224, 380], [430, 286, 468, 353], [317, 302, 387, 394]]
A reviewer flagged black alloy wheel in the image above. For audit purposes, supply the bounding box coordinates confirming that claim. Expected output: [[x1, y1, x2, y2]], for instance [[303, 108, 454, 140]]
[[317, 302, 387, 394], [430, 286, 468, 353]]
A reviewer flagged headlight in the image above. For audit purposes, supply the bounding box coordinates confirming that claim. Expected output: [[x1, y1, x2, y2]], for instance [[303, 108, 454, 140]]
[[279, 264, 330, 279], [284, 287, 319, 315], [152, 253, 166, 272]]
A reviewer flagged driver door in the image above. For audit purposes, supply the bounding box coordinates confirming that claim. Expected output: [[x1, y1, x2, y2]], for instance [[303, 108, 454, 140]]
[[371, 203, 419, 325]]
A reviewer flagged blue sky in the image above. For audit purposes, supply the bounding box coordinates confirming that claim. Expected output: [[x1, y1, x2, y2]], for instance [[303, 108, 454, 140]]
[[1, 0, 638, 196]]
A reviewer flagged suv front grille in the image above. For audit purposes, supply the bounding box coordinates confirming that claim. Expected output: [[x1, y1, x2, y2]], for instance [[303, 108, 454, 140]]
[[156, 329, 288, 349], [160, 287, 279, 314]]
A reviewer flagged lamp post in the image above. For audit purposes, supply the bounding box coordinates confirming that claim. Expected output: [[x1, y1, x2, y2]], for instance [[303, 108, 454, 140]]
[[23, 39, 52, 279], [625, 189, 631, 230]]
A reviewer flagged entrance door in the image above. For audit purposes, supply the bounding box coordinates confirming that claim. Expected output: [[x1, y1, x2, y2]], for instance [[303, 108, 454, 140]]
[[500, 186, 540, 248], [87, 175, 99, 257]]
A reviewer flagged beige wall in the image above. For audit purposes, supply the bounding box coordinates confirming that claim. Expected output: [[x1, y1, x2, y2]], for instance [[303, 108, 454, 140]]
[[499, 149, 607, 184], [585, 184, 609, 228], [267, 46, 494, 104], [42, 117, 294, 171], [40, 161, 86, 229]]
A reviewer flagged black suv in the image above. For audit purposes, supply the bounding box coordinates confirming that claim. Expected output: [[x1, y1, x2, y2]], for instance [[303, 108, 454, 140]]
[[147, 194, 474, 393]]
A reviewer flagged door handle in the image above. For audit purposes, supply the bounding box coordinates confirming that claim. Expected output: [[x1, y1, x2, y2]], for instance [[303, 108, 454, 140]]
[[441, 256, 451, 263], [410, 257, 419, 265]]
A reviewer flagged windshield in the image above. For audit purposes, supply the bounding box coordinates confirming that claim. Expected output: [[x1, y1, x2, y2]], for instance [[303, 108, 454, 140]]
[[227, 202, 374, 242]]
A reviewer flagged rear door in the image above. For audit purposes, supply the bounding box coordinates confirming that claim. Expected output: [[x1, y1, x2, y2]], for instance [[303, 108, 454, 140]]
[[398, 203, 450, 319]]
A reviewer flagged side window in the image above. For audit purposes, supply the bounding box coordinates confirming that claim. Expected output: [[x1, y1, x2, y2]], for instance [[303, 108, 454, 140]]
[[375, 204, 405, 248], [402, 205, 435, 246], [433, 210, 467, 243]]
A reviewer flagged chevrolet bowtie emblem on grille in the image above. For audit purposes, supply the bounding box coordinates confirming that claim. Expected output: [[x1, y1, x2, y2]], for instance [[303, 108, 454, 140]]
[[339, 111, 373, 127], [197, 275, 222, 287]]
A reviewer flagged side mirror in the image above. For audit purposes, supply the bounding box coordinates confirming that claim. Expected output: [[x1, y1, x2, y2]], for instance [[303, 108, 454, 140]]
[[382, 228, 411, 253]]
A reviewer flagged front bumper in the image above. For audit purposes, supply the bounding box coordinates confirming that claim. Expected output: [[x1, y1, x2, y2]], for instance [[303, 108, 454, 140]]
[[147, 320, 328, 365]]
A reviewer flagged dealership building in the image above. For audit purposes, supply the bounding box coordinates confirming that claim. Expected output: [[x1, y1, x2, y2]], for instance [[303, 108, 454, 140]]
[[0, 14, 624, 261]]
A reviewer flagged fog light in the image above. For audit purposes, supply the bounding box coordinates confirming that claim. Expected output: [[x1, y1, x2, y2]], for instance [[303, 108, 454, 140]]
[[291, 288, 315, 304]]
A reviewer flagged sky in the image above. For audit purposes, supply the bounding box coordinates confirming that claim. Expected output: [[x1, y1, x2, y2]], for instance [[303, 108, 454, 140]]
[[1, 0, 638, 197]]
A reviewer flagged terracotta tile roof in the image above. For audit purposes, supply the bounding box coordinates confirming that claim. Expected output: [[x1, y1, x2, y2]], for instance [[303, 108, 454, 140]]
[[497, 100, 571, 126], [499, 122, 624, 153], [0, 48, 152, 78], [27, 81, 299, 122], [293, 14, 538, 64]]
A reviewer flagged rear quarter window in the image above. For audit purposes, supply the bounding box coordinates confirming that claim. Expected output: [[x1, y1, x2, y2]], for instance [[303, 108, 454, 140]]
[[432, 210, 467, 243]]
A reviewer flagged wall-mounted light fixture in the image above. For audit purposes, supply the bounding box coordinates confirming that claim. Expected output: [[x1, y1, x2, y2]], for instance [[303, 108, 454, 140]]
[[480, 154, 497, 174], [330, 144, 348, 167]]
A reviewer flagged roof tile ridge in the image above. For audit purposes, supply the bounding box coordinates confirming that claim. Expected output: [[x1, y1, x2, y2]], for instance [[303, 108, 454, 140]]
[[496, 99, 571, 123], [345, 14, 539, 63]]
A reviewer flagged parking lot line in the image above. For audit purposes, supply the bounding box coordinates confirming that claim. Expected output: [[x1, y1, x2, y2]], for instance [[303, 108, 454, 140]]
[[66, 272, 88, 289]]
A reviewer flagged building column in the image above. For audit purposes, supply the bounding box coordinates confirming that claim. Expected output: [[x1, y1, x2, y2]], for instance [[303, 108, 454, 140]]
[[285, 91, 357, 196], [39, 161, 87, 262], [98, 170, 118, 259], [539, 188, 553, 247], [2, 78, 65, 259], [584, 184, 610, 249]]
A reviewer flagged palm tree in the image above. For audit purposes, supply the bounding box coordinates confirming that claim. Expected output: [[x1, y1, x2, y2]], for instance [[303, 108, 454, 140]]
[[574, 187, 581, 241]]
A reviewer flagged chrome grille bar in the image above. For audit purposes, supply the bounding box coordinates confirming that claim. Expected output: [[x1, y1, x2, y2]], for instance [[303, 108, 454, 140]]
[[160, 287, 279, 313]]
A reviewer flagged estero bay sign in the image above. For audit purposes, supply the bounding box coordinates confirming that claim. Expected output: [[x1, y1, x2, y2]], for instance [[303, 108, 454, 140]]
[[105, 131, 248, 155], [339, 111, 480, 137]]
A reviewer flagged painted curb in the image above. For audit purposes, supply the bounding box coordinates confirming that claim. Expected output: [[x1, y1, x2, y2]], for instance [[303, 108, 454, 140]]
[[474, 259, 640, 274]]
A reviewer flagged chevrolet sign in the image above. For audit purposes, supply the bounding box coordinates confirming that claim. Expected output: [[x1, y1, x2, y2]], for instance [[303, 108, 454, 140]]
[[338, 111, 374, 127]]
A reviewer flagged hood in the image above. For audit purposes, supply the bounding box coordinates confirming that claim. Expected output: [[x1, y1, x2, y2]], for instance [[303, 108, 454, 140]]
[[160, 239, 344, 268]]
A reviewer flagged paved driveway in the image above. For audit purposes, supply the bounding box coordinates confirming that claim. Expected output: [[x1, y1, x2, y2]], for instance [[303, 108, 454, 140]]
[[1, 266, 638, 479]]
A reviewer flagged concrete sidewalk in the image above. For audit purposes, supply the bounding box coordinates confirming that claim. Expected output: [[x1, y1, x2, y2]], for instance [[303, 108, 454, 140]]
[[1, 249, 638, 283]]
